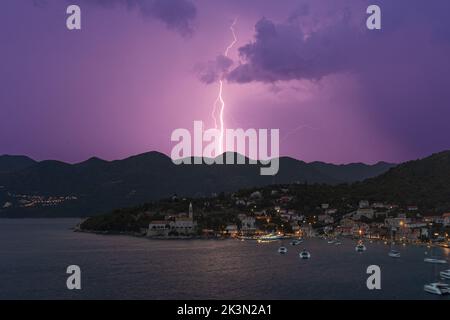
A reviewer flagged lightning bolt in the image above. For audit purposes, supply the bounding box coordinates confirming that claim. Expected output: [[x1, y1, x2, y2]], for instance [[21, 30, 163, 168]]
[[212, 18, 238, 155]]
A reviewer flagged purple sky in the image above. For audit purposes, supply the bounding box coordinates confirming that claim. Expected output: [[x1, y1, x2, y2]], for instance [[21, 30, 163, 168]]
[[1, 0, 450, 164]]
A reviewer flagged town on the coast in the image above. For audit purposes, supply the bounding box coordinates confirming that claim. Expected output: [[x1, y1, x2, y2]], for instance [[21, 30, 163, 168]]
[[143, 189, 450, 248]]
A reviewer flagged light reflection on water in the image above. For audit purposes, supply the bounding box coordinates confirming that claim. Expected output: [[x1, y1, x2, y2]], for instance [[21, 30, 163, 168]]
[[0, 219, 448, 300]]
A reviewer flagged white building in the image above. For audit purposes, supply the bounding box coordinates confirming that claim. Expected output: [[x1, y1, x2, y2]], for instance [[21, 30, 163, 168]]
[[372, 202, 386, 209], [300, 225, 315, 238], [225, 224, 239, 237], [354, 208, 375, 220], [424, 216, 444, 224], [359, 200, 370, 209], [239, 215, 256, 232], [147, 202, 197, 237], [147, 221, 170, 237], [169, 202, 197, 235], [291, 214, 305, 222], [385, 217, 410, 229], [250, 191, 262, 199]]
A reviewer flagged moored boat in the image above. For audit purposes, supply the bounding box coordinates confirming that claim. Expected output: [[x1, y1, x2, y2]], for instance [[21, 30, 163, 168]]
[[258, 233, 284, 242], [440, 269, 450, 280], [388, 228, 400, 258], [388, 250, 401, 258], [355, 241, 367, 252], [424, 282, 450, 295], [290, 239, 303, 246], [424, 258, 447, 264], [299, 249, 311, 259], [278, 246, 288, 254]]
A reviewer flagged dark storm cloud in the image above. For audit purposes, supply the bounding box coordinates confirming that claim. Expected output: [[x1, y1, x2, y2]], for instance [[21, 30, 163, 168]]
[[227, 0, 450, 84], [196, 54, 234, 84], [223, 0, 450, 158], [149, 0, 197, 36], [227, 16, 366, 83], [35, 0, 197, 36]]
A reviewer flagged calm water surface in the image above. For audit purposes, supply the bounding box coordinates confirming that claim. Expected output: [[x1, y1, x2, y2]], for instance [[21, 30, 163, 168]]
[[0, 219, 449, 300]]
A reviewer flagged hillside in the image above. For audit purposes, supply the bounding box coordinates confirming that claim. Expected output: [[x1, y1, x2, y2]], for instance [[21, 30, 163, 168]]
[[0, 152, 395, 217], [354, 151, 450, 212], [0, 155, 36, 174], [79, 151, 450, 233]]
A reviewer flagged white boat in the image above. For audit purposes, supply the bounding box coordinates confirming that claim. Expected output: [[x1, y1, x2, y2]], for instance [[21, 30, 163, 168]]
[[388, 228, 400, 258], [355, 241, 367, 252], [440, 269, 450, 280], [334, 241, 342, 246], [388, 250, 401, 258], [238, 236, 257, 241], [424, 258, 447, 264], [327, 239, 336, 244], [258, 233, 283, 242], [424, 282, 450, 295], [299, 249, 311, 259], [278, 246, 288, 254]]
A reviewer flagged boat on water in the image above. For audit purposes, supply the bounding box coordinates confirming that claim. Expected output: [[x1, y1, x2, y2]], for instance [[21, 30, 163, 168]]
[[327, 239, 336, 244], [388, 250, 401, 258], [258, 233, 284, 242], [424, 257, 448, 264], [424, 246, 447, 264], [424, 282, 450, 295], [424, 244, 449, 293], [290, 239, 303, 246], [238, 236, 258, 241], [299, 249, 311, 259], [388, 228, 401, 258], [278, 246, 288, 254], [334, 241, 342, 246], [440, 269, 450, 280], [355, 241, 367, 252]]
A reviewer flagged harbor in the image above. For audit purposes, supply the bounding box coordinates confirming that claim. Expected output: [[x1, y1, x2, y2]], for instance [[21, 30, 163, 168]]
[[1, 219, 449, 300]]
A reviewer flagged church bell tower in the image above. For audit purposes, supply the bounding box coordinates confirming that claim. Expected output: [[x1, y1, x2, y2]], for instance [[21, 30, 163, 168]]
[[189, 202, 193, 220]]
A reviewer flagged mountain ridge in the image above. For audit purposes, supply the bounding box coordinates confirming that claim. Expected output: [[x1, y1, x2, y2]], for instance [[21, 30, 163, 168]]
[[0, 151, 399, 217]]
